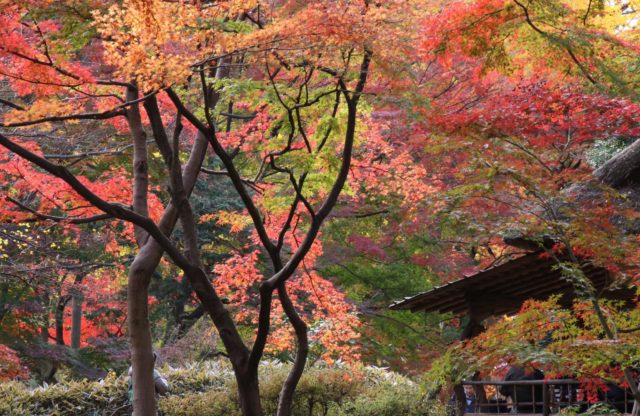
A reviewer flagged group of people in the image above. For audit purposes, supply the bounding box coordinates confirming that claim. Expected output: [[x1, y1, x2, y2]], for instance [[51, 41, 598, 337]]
[[456, 365, 630, 414], [455, 366, 544, 414]]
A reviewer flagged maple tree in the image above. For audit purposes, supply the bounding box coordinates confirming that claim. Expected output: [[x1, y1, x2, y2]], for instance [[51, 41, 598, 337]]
[[2, 0, 640, 415], [312, 1, 640, 378], [0, 144, 136, 380], [0, 1, 422, 415]]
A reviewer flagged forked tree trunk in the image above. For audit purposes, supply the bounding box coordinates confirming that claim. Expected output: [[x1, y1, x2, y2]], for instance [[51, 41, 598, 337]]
[[124, 129, 210, 416], [159, 103, 264, 416], [127, 84, 155, 416]]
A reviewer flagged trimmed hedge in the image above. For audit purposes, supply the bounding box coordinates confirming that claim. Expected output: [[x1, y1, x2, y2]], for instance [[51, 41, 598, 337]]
[[0, 361, 444, 415]]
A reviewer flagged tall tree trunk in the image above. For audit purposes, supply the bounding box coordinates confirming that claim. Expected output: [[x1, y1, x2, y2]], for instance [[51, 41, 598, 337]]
[[126, 84, 155, 416], [70, 291, 83, 350], [124, 129, 208, 416], [39, 292, 58, 383], [128, 254, 157, 416], [55, 295, 70, 346], [55, 273, 85, 348], [236, 367, 262, 416], [126, 85, 149, 246]]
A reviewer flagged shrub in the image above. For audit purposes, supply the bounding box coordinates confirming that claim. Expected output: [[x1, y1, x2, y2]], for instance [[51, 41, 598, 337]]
[[160, 389, 241, 416], [160, 361, 234, 395], [0, 345, 29, 381], [258, 364, 364, 415], [0, 361, 444, 416], [338, 384, 439, 416], [0, 372, 130, 416]]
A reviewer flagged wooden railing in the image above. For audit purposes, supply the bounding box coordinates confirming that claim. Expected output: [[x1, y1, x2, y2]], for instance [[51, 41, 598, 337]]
[[460, 379, 633, 415]]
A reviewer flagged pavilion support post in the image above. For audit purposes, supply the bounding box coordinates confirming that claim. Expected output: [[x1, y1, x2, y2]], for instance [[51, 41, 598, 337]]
[[543, 382, 550, 416], [454, 384, 466, 416], [460, 316, 485, 340], [472, 372, 487, 407]]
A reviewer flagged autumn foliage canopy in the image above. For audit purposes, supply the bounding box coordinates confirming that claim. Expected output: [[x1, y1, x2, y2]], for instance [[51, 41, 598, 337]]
[[0, 0, 640, 415]]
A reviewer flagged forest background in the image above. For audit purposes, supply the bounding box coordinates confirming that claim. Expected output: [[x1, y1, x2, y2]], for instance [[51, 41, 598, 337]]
[[1, 0, 640, 415]]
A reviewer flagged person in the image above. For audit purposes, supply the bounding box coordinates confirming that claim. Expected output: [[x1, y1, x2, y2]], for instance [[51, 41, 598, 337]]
[[499, 365, 544, 413], [448, 385, 477, 415], [484, 385, 509, 414], [128, 352, 170, 403], [464, 385, 477, 413]]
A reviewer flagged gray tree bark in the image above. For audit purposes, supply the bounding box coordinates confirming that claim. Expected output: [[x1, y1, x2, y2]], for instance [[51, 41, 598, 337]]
[[594, 138, 640, 188], [70, 291, 83, 350]]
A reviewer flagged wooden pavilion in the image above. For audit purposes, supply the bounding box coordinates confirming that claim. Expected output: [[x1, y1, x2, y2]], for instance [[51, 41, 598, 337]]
[[389, 250, 634, 336], [389, 249, 637, 415], [388, 134, 640, 414]]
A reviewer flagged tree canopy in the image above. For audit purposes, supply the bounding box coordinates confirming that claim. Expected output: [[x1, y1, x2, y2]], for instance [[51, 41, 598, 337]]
[[1, 1, 640, 415]]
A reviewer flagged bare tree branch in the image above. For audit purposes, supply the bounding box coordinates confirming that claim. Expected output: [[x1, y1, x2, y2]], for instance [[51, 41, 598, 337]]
[[6, 196, 113, 224]]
